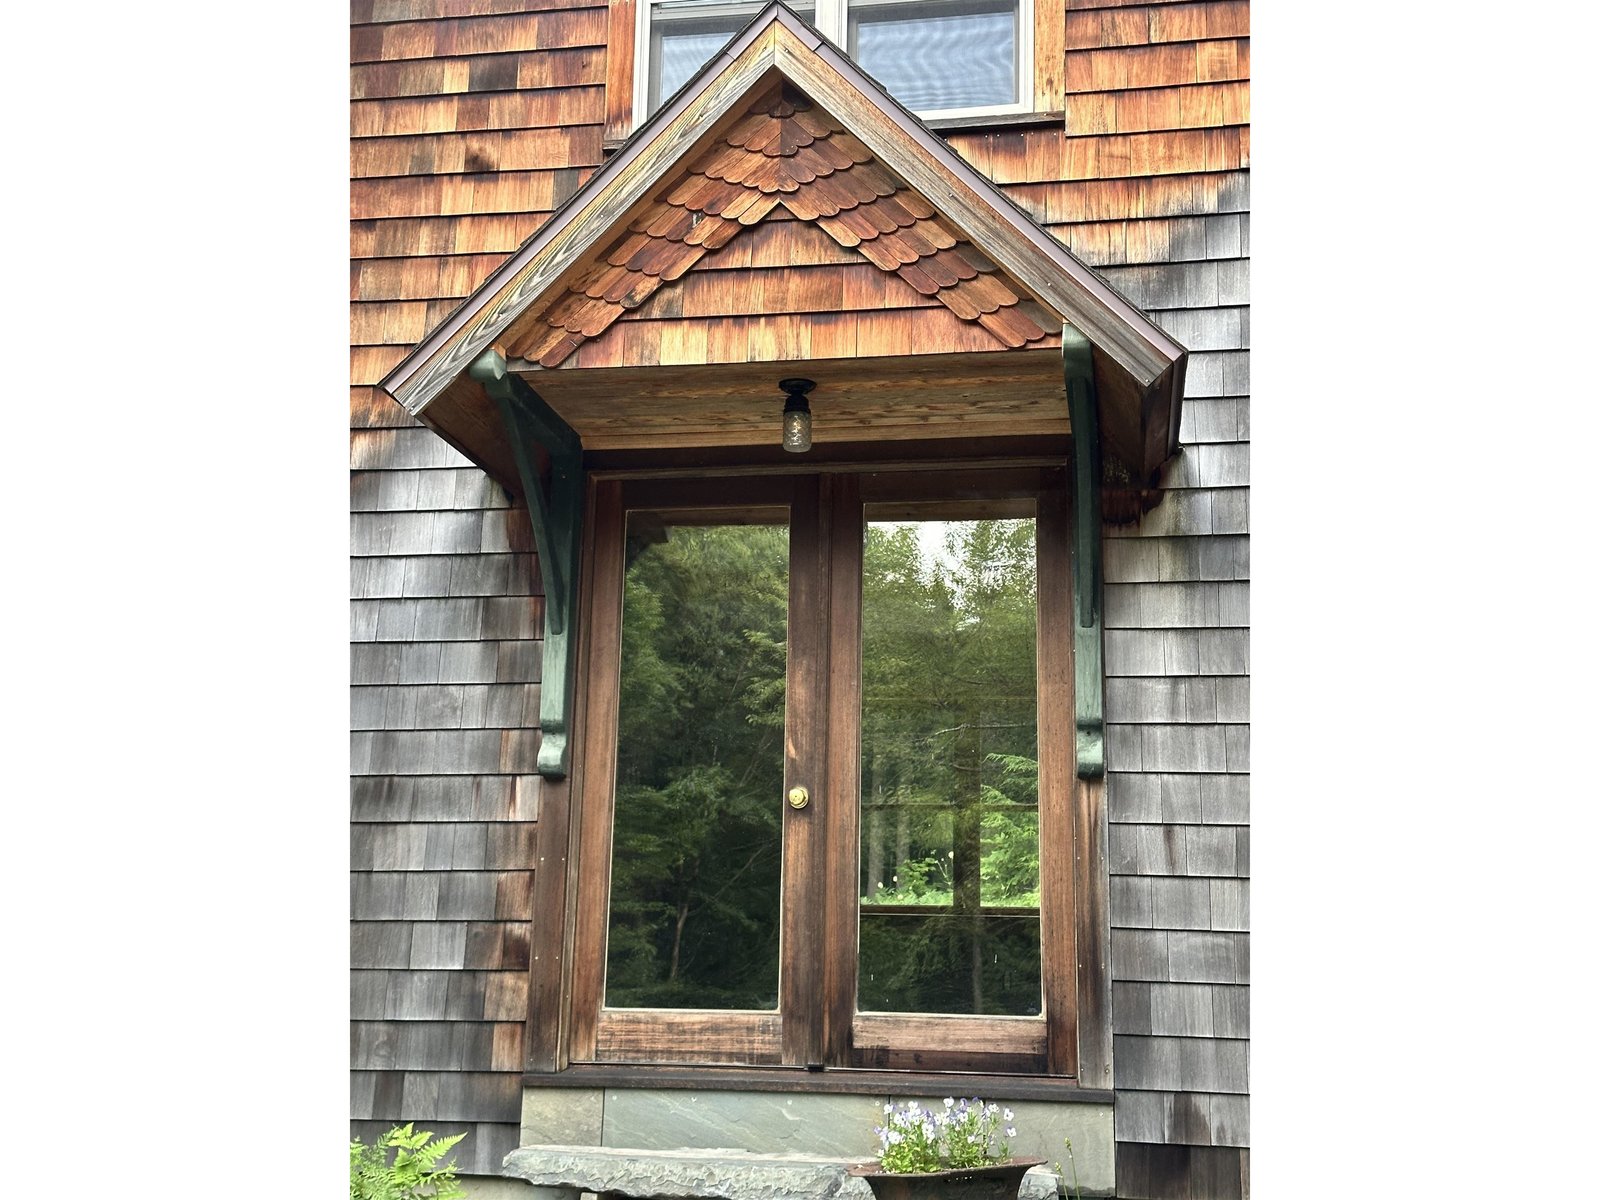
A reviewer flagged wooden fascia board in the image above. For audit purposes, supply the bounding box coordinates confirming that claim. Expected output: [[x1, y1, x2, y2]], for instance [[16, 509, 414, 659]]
[[381, 19, 802, 417]]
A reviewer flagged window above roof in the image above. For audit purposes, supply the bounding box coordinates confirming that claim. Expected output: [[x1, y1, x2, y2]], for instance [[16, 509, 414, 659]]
[[644, 1, 1032, 120], [606, 0, 1063, 145]]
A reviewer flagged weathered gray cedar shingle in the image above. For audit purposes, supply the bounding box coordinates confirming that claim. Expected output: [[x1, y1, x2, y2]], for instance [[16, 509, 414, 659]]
[[1114, 1092, 1249, 1148], [1115, 1144, 1247, 1200], [1147, 877, 1212, 929], [1127, 490, 1213, 537], [1043, 213, 1242, 266], [1157, 774, 1203, 822], [1198, 774, 1248, 824], [351, 775, 539, 824], [351, 511, 488, 556], [351, 729, 540, 775], [1098, 261, 1247, 311], [1137, 724, 1230, 773], [349, 598, 543, 643], [1208, 880, 1248, 930], [350, 684, 540, 730], [1110, 823, 1185, 875], [1114, 1035, 1248, 1093], [409, 922, 469, 969], [1196, 629, 1249, 675], [346, 468, 508, 513], [1146, 305, 1248, 351], [1158, 443, 1249, 490], [1111, 929, 1169, 981], [1182, 826, 1241, 876], [1213, 677, 1249, 722], [351, 1021, 508, 1071], [351, 427, 475, 471], [1107, 772, 1160, 822], [384, 970, 452, 1019], [1166, 931, 1248, 984], [1209, 489, 1249, 534], [352, 556, 409, 598], [350, 554, 540, 601], [352, 922, 413, 969], [1115, 982, 1248, 1037], [1173, 396, 1246, 443], [496, 640, 543, 683], [352, 970, 390, 1019], [1110, 875, 1154, 927], [1172, 351, 1248, 399], [1105, 583, 1250, 629], [1108, 824, 1243, 880], [1211, 984, 1249, 1037], [1223, 725, 1249, 771]]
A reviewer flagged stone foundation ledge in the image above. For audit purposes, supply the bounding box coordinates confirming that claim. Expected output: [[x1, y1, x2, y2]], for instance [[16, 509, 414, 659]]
[[501, 1145, 1063, 1200]]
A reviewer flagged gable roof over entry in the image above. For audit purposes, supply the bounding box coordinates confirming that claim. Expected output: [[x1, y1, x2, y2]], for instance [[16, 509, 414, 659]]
[[380, 3, 1188, 483]]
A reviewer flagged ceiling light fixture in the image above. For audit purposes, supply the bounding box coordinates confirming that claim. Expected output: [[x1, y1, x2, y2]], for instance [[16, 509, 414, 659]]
[[779, 378, 815, 454]]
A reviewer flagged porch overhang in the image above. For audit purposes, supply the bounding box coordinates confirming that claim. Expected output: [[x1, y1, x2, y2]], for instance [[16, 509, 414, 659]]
[[378, 2, 1187, 492]]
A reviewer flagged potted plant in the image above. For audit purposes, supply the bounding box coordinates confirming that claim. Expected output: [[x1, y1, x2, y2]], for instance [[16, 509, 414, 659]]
[[848, 1098, 1046, 1200]]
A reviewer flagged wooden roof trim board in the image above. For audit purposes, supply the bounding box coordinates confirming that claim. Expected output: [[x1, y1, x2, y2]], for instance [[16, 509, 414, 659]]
[[379, 3, 1187, 476]]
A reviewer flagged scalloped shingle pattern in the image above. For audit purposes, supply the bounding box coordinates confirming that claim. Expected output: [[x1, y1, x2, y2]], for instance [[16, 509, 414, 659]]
[[503, 84, 1051, 367]]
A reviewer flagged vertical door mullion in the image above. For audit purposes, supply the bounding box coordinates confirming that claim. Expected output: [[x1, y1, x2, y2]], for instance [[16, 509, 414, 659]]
[[780, 474, 830, 1065], [820, 474, 863, 1064]]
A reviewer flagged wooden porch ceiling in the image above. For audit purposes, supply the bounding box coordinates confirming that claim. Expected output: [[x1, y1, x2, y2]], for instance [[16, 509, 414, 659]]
[[520, 349, 1068, 451]]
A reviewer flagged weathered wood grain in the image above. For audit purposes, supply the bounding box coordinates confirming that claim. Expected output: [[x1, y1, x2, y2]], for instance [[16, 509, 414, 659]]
[[350, 47, 604, 100], [1066, 37, 1249, 92], [1063, 2, 1248, 51], [351, 86, 605, 137], [352, 126, 603, 178], [353, 0, 590, 22], [351, 8, 606, 65]]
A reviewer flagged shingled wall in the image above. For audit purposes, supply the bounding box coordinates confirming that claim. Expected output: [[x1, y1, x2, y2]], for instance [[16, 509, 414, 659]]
[[350, 0, 607, 1174], [350, 1, 1248, 1192]]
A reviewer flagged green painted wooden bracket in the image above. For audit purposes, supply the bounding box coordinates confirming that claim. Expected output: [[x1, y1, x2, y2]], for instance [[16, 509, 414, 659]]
[[470, 349, 585, 779], [1063, 327, 1105, 780]]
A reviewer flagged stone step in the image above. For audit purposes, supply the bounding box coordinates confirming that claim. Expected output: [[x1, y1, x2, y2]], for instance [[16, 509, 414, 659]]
[[501, 1145, 1065, 1200]]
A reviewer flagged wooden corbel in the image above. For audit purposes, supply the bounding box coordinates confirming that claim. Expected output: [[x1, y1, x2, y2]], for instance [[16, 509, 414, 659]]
[[469, 348, 585, 779], [1063, 327, 1105, 779]]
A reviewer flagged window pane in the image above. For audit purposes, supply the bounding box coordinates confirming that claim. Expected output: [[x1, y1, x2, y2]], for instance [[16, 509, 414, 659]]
[[604, 516, 789, 1010], [858, 512, 1041, 1016], [650, 2, 816, 108], [849, 0, 1019, 112]]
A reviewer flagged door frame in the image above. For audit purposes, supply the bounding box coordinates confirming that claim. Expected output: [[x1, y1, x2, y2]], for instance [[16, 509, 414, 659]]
[[557, 460, 1084, 1077]]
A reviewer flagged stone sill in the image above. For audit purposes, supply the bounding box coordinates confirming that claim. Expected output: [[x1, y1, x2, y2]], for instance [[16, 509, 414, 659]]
[[502, 1145, 1065, 1200]]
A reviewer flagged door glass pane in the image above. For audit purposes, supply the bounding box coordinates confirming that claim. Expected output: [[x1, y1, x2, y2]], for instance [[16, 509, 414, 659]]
[[605, 513, 789, 1010], [849, 0, 1020, 112], [858, 508, 1041, 1015]]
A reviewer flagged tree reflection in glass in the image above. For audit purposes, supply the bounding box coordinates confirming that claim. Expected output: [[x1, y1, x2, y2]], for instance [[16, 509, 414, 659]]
[[604, 516, 788, 1010], [858, 513, 1042, 1016]]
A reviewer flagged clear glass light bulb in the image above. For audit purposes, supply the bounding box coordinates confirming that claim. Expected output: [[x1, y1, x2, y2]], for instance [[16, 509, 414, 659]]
[[783, 406, 811, 453]]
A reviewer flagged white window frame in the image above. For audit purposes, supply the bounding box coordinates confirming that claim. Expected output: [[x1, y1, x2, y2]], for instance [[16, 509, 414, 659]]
[[633, 0, 1035, 128]]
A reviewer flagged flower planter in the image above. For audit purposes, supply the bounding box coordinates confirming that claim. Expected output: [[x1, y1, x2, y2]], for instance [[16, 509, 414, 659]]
[[847, 1156, 1047, 1200]]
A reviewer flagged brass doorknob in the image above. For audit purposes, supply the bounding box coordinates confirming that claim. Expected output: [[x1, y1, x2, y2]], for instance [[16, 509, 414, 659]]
[[788, 786, 810, 810]]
